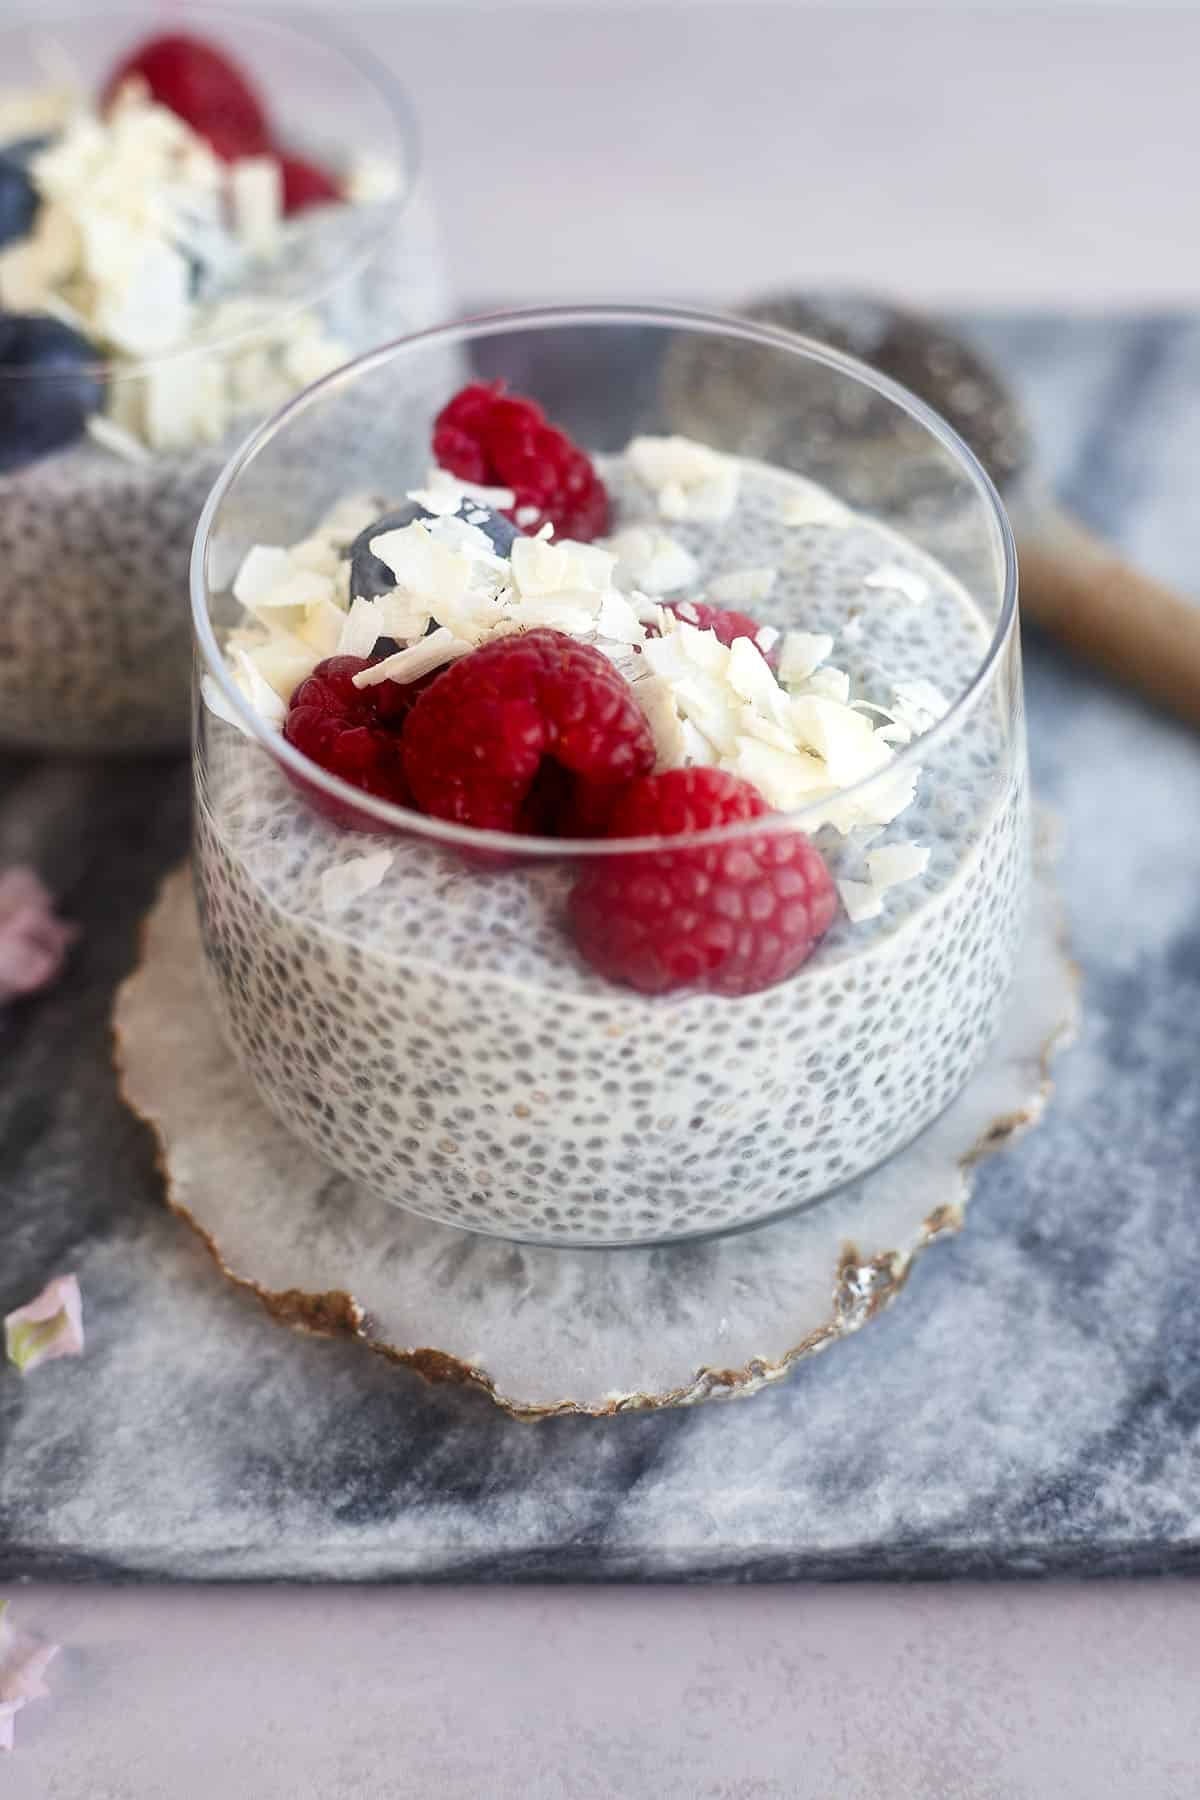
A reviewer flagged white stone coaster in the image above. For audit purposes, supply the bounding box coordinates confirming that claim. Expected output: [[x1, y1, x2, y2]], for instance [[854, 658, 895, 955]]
[[114, 854, 1077, 1419]]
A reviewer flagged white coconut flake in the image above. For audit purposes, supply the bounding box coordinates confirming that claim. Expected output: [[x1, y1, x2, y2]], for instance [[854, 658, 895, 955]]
[[297, 597, 347, 658], [289, 535, 343, 579], [596, 590, 646, 645], [680, 719, 719, 766], [352, 627, 473, 688], [867, 842, 931, 893], [633, 675, 687, 770], [321, 850, 394, 915], [778, 486, 852, 528], [92, 234, 192, 356], [345, 150, 400, 205], [337, 597, 389, 659], [864, 561, 931, 607], [407, 467, 516, 515], [229, 645, 286, 726], [201, 673, 252, 735], [230, 155, 282, 257], [512, 592, 602, 636], [837, 877, 883, 924], [0, 82, 76, 144], [736, 706, 797, 753], [283, 327, 348, 391], [708, 566, 777, 606], [510, 535, 615, 599], [727, 634, 785, 715], [248, 567, 334, 613], [789, 694, 891, 786], [85, 413, 151, 463], [233, 546, 293, 608], [599, 525, 699, 595], [778, 631, 835, 687], [320, 494, 387, 547], [627, 435, 740, 522], [245, 632, 319, 702], [727, 736, 832, 811], [426, 512, 508, 569], [892, 678, 950, 735], [801, 666, 852, 705]]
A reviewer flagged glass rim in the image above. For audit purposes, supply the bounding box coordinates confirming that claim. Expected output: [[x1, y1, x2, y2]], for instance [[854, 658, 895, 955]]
[[0, 3, 421, 382], [191, 300, 1020, 860]]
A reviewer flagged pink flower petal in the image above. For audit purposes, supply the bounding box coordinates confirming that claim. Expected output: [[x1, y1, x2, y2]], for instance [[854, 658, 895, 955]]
[[0, 867, 76, 1002], [0, 1639, 58, 1706], [0, 1608, 59, 1752], [4, 1274, 84, 1373]]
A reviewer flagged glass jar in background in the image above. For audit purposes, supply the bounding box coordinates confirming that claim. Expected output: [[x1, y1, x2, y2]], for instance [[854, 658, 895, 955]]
[[0, 6, 447, 752]]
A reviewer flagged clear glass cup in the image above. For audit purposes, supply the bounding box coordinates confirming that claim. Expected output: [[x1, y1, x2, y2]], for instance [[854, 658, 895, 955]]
[[192, 304, 1028, 1248], [0, 6, 445, 752]]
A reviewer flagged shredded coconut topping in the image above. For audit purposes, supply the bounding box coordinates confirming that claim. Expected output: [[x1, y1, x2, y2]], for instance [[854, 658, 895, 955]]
[[598, 525, 699, 594], [864, 562, 931, 607], [778, 486, 852, 528], [708, 566, 777, 606], [627, 435, 740, 522], [218, 466, 938, 898]]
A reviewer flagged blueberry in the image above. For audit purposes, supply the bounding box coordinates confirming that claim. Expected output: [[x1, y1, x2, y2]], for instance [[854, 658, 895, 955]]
[[1, 134, 52, 163], [349, 499, 522, 601], [0, 315, 104, 474], [0, 153, 39, 250]]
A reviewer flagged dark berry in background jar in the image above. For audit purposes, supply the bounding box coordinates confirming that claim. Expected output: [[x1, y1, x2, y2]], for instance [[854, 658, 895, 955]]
[[0, 153, 40, 250], [0, 316, 105, 473]]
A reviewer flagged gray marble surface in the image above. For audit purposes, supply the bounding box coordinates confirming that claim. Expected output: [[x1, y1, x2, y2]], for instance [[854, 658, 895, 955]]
[[2, 312, 1200, 1581]]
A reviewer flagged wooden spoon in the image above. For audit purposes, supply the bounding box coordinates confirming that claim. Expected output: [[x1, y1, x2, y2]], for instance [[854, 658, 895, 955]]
[[735, 293, 1200, 730]]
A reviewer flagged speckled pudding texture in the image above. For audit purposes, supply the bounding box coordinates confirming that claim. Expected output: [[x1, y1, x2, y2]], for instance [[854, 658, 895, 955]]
[[0, 196, 448, 754], [195, 446, 1029, 1247]]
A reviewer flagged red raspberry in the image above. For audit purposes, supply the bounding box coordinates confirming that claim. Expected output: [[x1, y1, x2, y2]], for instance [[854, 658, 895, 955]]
[[433, 383, 610, 542], [279, 153, 342, 215], [666, 600, 767, 652], [104, 33, 272, 161], [569, 768, 838, 996], [285, 655, 432, 823], [402, 629, 654, 835]]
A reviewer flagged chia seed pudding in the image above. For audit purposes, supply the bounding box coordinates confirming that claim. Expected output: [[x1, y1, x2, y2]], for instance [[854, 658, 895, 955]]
[[194, 364, 1029, 1247], [0, 18, 443, 751]]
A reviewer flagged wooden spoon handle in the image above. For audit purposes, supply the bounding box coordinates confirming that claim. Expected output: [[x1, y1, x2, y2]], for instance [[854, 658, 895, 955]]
[[1017, 508, 1200, 729]]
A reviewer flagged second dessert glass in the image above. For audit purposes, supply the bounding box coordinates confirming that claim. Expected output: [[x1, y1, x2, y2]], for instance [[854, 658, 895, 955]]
[[0, 6, 444, 752], [191, 305, 1028, 1248]]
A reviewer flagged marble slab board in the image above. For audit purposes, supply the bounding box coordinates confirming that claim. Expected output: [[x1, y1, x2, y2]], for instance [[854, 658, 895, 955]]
[[2, 313, 1200, 1582]]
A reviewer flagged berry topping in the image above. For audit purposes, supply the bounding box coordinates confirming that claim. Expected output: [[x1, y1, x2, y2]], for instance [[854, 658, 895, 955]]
[[285, 654, 430, 815], [402, 628, 654, 834], [433, 382, 611, 543], [104, 33, 272, 161], [279, 153, 342, 216], [0, 153, 39, 251], [568, 768, 838, 996], [349, 500, 521, 602], [665, 599, 768, 653], [0, 316, 104, 474]]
